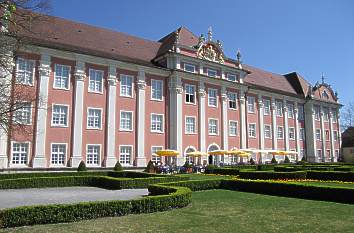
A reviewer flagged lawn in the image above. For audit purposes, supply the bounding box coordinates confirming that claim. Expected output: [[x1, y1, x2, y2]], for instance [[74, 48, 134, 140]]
[[293, 181, 354, 189], [2, 190, 354, 233]]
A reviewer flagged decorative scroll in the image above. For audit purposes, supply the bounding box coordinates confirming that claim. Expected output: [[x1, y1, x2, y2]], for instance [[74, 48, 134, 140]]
[[197, 43, 224, 64]]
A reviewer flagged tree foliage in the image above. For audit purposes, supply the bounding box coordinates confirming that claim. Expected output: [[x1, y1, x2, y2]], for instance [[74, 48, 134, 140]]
[[341, 101, 354, 132]]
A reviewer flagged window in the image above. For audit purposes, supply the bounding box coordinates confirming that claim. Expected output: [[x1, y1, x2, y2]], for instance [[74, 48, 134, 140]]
[[248, 124, 256, 138], [184, 63, 195, 73], [88, 69, 103, 93], [289, 127, 295, 140], [151, 146, 162, 164], [228, 92, 237, 109], [52, 105, 68, 127], [333, 131, 338, 141], [119, 146, 132, 165], [120, 111, 133, 131], [227, 73, 237, 82], [264, 125, 272, 139], [287, 103, 294, 118], [332, 110, 337, 121], [229, 121, 237, 136], [264, 99, 271, 115], [323, 108, 329, 122], [247, 96, 255, 113], [335, 150, 339, 159], [276, 101, 283, 117], [208, 119, 218, 135], [87, 108, 102, 129], [11, 142, 29, 165], [151, 114, 164, 133], [185, 116, 196, 134], [185, 84, 195, 104], [86, 145, 100, 165], [314, 106, 320, 120], [300, 149, 305, 160], [326, 150, 331, 159], [322, 91, 329, 99], [325, 130, 330, 141], [316, 129, 321, 141], [16, 58, 34, 85], [207, 68, 217, 77], [277, 126, 284, 139], [298, 105, 304, 120], [208, 88, 217, 107], [317, 149, 322, 158], [151, 79, 163, 100], [54, 64, 70, 89], [51, 144, 66, 165], [13, 102, 32, 125], [120, 74, 133, 97], [300, 128, 305, 141]]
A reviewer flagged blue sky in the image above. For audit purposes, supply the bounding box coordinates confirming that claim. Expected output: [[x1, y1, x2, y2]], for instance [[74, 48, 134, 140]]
[[50, 0, 354, 106]]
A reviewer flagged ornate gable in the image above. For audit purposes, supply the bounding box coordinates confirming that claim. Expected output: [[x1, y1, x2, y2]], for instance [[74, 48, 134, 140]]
[[194, 27, 225, 64]]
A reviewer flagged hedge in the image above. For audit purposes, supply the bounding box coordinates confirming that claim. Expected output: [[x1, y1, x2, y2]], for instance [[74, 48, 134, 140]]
[[205, 168, 239, 176], [0, 184, 191, 228], [221, 179, 354, 204], [333, 166, 354, 172], [306, 171, 354, 182], [274, 166, 305, 172], [162, 179, 224, 191], [239, 171, 307, 180]]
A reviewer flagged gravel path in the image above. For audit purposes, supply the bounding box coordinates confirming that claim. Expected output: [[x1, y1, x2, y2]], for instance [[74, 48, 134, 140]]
[[0, 187, 148, 209]]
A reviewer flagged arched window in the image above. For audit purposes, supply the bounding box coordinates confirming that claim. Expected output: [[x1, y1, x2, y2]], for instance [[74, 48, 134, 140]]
[[322, 90, 329, 99], [185, 147, 196, 164]]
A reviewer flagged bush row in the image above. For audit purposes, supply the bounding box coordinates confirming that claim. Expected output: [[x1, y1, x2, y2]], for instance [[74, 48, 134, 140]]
[[239, 171, 307, 180], [0, 184, 192, 228], [306, 171, 354, 182], [205, 167, 239, 176], [221, 179, 354, 204], [162, 179, 224, 191]]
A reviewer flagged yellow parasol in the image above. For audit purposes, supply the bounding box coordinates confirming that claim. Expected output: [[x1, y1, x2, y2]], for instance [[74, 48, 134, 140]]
[[186, 151, 207, 157], [226, 149, 243, 155], [155, 150, 179, 157], [238, 152, 251, 157], [208, 150, 229, 155]]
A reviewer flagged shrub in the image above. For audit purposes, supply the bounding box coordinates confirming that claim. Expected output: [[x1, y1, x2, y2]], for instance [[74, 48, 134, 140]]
[[77, 161, 87, 172], [249, 158, 255, 165], [271, 156, 278, 164], [256, 164, 275, 171], [0, 171, 109, 180], [144, 160, 156, 173], [113, 161, 123, 172], [163, 179, 224, 191], [204, 164, 217, 174], [306, 171, 354, 182], [284, 156, 290, 164], [274, 166, 304, 172], [239, 171, 307, 180], [205, 168, 239, 176], [334, 166, 354, 172]]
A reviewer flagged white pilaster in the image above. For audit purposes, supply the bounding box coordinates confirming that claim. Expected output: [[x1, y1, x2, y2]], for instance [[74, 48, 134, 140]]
[[283, 99, 289, 151], [239, 88, 247, 149], [304, 102, 316, 162], [33, 54, 51, 168], [198, 82, 206, 154], [258, 95, 264, 163], [320, 106, 326, 162], [0, 127, 7, 168], [169, 72, 183, 165], [221, 86, 228, 164], [71, 60, 85, 167], [136, 69, 147, 167], [105, 65, 117, 167], [271, 97, 277, 150], [294, 104, 301, 159], [329, 110, 335, 162]]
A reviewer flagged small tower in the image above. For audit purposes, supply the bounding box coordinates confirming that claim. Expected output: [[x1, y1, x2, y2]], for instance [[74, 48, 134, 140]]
[[207, 26, 213, 41], [236, 49, 242, 69]]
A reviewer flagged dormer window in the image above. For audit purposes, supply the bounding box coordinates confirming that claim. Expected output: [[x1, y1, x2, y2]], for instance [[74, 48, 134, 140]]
[[184, 63, 196, 73], [207, 68, 217, 77], [227, 73, 237, 82], [322, 90, 329, 99]]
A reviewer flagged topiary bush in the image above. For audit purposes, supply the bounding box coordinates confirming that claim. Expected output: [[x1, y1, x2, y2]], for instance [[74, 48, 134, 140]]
[[284, 156, 290, 164], [271, 156, 278, 164], [77, 161, 87, 172], [249, 158, 255, 165], [113, 161, 123, 172]]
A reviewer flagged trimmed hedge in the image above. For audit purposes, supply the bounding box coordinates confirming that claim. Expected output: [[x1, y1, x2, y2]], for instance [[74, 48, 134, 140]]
[[221, 179, 354, 204], [0, 184, 191, 228], [274, 166, 305, 172], [162, 179, 224, 191], [306, 171, 354, 182], [205, 168, 239, 176], [239, 171, 307, 180], [333, 166, 354, 172]]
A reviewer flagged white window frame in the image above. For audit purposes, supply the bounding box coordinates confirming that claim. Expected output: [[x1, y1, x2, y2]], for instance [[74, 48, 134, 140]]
[[229, 120, 238, 136], [264, 99, 271, 115], [88, 68, 103, 94], [323, 108, 329, 122], [87, 107, 103, 130], [51, 104, 69, 127], [120, 74, 134, 97], [317, 149, 322, 158], [227, 73, 237, 82], [207, 68, 217, 77], [208, 88, 218, 107], [314, 106, 320, 121], [298, 105, 305, 120], [325, 130, 330, 141], [119, 110, 133, 131], [86, 144, 101, 166], [228, 92, 237, 110], [53, 64, 71, 90], [277, 126, 284, 139], [185, 116, 196, 134], [208, 118, 218, 135], [50, 143, 67, 167], [316, 129, 321, 141], [264, 124, 272, 139], [16, 57, 35, 86], [289, 127, 295, 140], [247, 96, 255, 113], [287, 103, 294, 119], [333, 130, 338, 141], [184, 63, 196, 73], [151, 113, 164, 133], [13, 102, 32, 125], [151, 79, 163, 101], [276, 101, 283, 117], [11, 141, 30, 166], [248, 123, 256, 138], [185, 84, 196, 104], [151, 146, 163, 164], [300, 128, 305, 141], [119, 145, 133, 166]]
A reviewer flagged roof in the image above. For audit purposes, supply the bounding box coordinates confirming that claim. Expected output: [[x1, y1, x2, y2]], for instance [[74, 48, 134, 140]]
[[13, 11, 317, 96], [342, 127, 354, 147]]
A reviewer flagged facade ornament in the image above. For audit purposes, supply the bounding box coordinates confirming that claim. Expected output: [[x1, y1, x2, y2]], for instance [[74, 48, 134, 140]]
[[39, 65, 51, 77], [258, 99, 264, 108], [172, 29, 180, 53], [207, 26, 212, 41], [236, 49, 242, 69], [216, 40, 223, 52], [196, 34, 205, 48], [197, 43, 224, 64], [198, 89, 206, 97], [74, 70, 85, 81], [136, 80, 146, 90]]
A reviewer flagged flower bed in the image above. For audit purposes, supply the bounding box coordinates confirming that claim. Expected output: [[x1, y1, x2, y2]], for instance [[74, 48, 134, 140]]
[[238, 171, 307, 180]]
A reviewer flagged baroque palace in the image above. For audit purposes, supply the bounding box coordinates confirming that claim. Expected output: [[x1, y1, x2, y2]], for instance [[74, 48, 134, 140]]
[[0, 14, 341, 168]]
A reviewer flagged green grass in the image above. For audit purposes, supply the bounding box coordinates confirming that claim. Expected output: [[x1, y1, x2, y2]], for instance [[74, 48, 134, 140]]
[[293, 181, 354, 189], [2, 190, 354, 233]]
